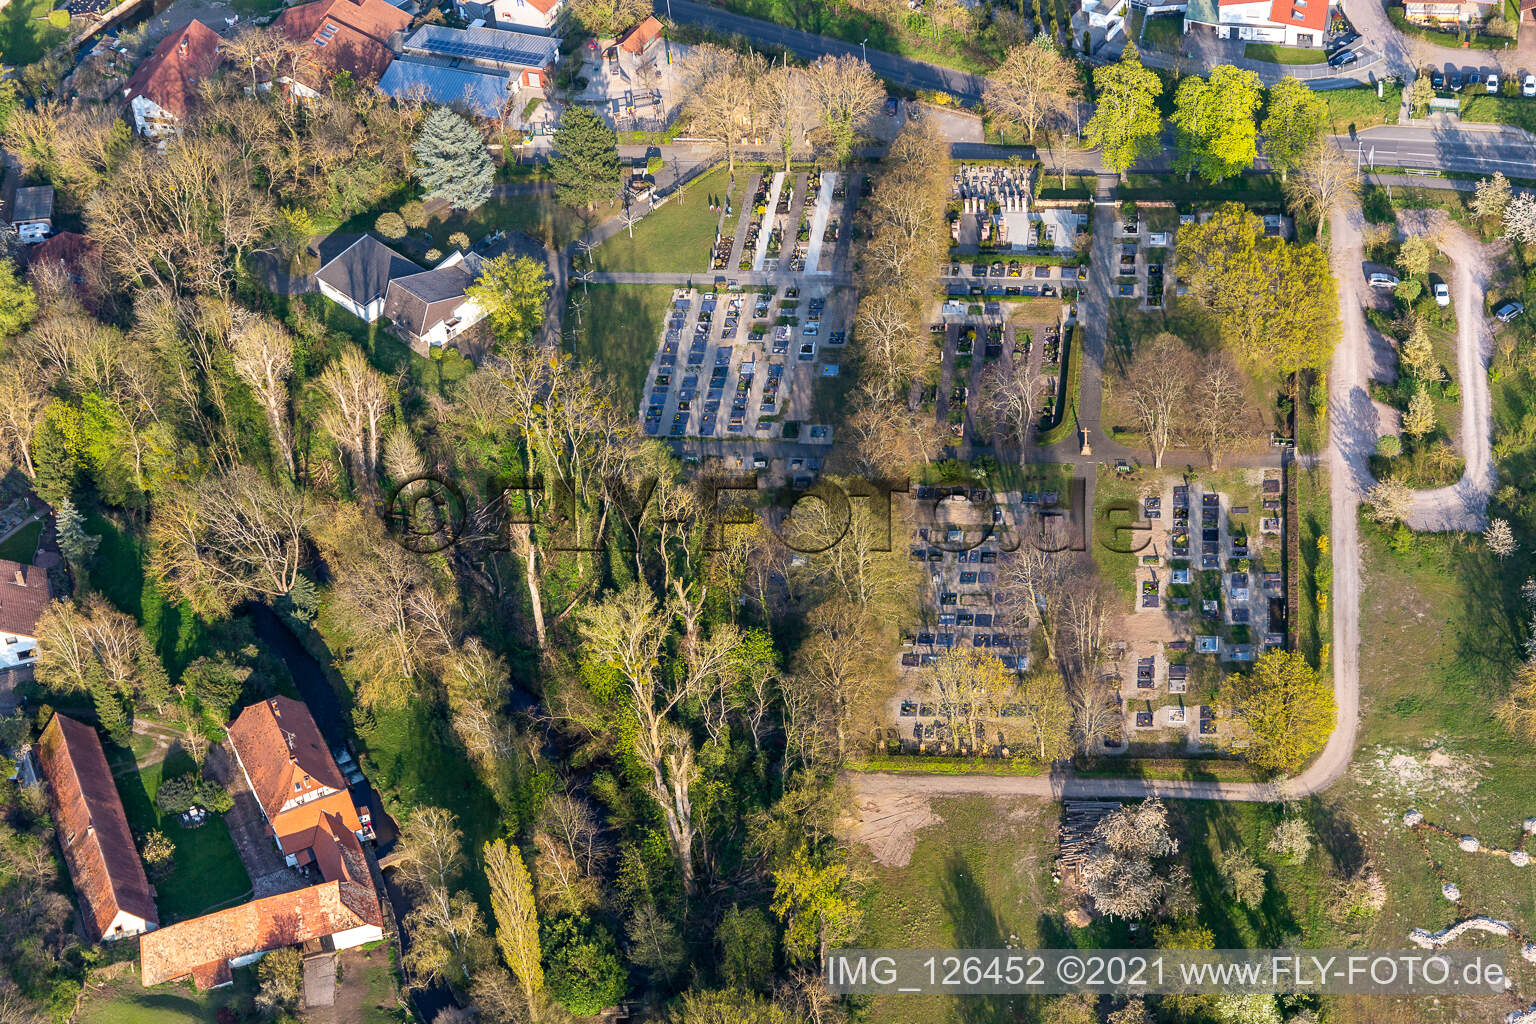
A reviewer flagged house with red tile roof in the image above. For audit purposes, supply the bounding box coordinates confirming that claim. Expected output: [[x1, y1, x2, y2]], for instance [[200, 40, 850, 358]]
[[0, 559, 52, 670], [460, 0, 561, 34], [226, 697, 373, 869], [139, 812, 383, 989], [1183, 0, 1331, 46], [35, 714, 159, 943], [274, 0, 412, 98], [122, 19, 223, 142], [617, 15, 662, 56]]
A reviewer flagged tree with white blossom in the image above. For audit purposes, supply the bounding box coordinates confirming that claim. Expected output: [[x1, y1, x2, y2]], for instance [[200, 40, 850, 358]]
[[1472, 171, 1512, 222], [1486, 518, 1517, 559], [1504, 192, 1536, 244]]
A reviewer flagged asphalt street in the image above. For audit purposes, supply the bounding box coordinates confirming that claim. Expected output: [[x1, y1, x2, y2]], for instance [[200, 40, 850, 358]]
[[1340, 124, 1536, 175]]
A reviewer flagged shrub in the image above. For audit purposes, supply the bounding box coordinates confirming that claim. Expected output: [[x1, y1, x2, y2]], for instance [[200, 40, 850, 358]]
[[48, 9, 70, 28], [375, 212, 407, 240], [425, 247, 443, 264], [400, 200, 428, 229], [155, 773, 234, 815], [448, 231, 471, 251], [1375, 434, 1402, 458]]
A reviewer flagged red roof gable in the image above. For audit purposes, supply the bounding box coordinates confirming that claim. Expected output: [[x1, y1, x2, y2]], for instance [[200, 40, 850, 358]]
[[123, 19, 223, 121], [1268, 0, 1326, 31], [618, 16, 662, 55], [36, 714, 159, 941], [276, 0, 411, 83], [227, 697, 364, 854]]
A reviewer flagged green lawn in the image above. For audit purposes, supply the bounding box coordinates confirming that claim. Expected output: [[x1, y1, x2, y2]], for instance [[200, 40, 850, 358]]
[[591, 166, 736, 274], [565, 283, 673, 411], [1243, 42, 1327, 64], [1118, 173, 1284, 207], [1141, 12, 1184, 51], [109, 744, 252, 922], [355, 698, 503, 906], [0, 519, 42, 563], [1460, 93, 1536, 134], [1092, 467, 1142, 610], [428, 192, 595, 250], [1321, 82, 1403, 134], [0, 0, 67, 66], [79, 974, 247, 1024]]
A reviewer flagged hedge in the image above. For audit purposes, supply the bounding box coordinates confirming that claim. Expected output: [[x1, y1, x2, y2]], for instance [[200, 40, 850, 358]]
[[1036, 323, 1084, 446]]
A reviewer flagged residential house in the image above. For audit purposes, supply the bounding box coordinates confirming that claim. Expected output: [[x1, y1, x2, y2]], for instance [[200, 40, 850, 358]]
[[122, 19, 223, 142], [226, 696, 374, 869], [1184, 0, 1332, 46], [0, 558, 51, 670], [139, 812, 383, 989], [1, 180, 54, 244], [274, 0, 412, 97], [1403, 0, 1497, 23], [379, 23, 557, 115], [617, 15, 662, 56], [459, 0, 561, 34], [382, 250, 488, 355], [1523, 0, 1535, 23], [313, 235, 420, 322], [35, 714, 160, 942]]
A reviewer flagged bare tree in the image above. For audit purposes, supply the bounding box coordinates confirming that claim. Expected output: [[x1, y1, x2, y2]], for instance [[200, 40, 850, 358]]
[[1123, 332, 1193, 469], [853, 288, 926, 404], [576, 584, 711, 892], [678, 45, 765, 172], [789, 600, 882, 764], [230, 312, 296, 478], [1191, 358, 1246, 469], [803, 54, 884, 164], [997, 545, 1069, 661], [148, 466, 313, 618], [759, 62, 813, 171], [1283, 141, 1360, 239], [979, 358, 1047, 449], [984, 38, 1078, 142], [317, 345, 391, 495], [0, 360, 46, 477]]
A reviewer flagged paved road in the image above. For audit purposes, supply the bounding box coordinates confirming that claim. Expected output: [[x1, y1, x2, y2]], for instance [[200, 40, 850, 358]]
[[583, 269, 854, 285], [1342, 123, 1536, 176], [663, 0, 985, 102]]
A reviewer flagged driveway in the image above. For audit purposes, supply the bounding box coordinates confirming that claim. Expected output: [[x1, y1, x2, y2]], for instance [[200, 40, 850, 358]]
[[1395, 210, 1497, 531]]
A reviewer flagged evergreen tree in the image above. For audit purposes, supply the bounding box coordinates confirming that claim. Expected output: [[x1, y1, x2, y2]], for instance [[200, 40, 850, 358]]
[[550, 106, 621, 211], [56, 498, 100, 576], [413, 107, 494, 212]]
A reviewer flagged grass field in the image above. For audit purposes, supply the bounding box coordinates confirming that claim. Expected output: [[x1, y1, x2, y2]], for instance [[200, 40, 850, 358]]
[[855, 794, 1349, 1023], [1460, 93, 1536, 134], [565, 283, 673, 411], [79, 974, 246, 1024], [109, 744, 252, 922], [1321, 83, 1403, 134], [0, 0, 67, 66], [428, 192, 595, 251], [1244, 42, 1327, 64], [1092, 467, 1142, 610], [1321, 527, 1536, 1011], [591, 166, 736, 274], [1118, 173, 1284, 207], [0, 519, 42, 563], [1141, 12, 1183, 51]]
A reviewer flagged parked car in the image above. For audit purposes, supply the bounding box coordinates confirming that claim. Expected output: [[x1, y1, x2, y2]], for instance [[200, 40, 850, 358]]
[[1525, 75, 1536, 98], [1487, 72, 1500, 93], [1433, 281, 1450, 306], [1328, 49, 1357, 68], [1329, 31, 1359, 53], [1368, 271, 1400, 289], [1431, 69, 1445, 90], [1495, 300, 1525, 322], [1449, 70, 1464, 91]]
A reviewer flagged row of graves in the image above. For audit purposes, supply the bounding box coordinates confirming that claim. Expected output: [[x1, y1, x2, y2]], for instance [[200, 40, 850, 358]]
[[951, 163, 1033, 252], [1111, 473, 1291, 747]]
